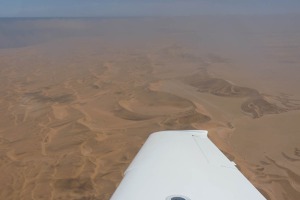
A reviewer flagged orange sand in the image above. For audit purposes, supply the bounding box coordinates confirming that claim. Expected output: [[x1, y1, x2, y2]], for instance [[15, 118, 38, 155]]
[[0, 17, 300, 200]]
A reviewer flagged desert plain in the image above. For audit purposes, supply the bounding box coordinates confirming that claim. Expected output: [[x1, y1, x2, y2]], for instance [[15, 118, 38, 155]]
[[0, 16, 300, 200]]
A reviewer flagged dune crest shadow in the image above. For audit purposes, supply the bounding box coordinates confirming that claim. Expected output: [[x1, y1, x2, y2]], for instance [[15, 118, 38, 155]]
[[184, 73, 300, 118]]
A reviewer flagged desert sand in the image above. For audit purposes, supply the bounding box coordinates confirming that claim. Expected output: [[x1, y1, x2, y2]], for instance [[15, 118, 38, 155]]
[[0, 16, 300, 200]]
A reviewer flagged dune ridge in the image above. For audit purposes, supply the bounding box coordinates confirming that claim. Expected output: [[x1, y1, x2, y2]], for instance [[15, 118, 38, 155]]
[[184, 74, 300, 118]]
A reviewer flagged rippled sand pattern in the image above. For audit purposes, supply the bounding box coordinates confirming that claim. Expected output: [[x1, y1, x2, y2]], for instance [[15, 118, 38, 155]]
[[0, 42, 215, 199]]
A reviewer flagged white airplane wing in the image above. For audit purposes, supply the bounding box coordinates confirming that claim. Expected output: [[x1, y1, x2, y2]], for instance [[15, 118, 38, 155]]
[[110, 130, 266, 200]]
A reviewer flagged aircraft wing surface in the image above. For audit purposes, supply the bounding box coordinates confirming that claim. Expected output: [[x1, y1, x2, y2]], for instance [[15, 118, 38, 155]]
[[111, 130, 266, 200]]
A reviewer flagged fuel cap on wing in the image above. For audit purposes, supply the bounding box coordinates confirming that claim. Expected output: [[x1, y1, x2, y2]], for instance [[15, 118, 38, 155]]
[[166, 195, 191, 200]]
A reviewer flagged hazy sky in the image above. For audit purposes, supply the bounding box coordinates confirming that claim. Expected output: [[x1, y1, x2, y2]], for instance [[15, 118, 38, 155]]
[[0, 0, 299, 17]]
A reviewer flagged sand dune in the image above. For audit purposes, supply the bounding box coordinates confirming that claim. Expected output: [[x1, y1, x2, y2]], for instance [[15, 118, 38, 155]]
[[184, 73, 299, 118]]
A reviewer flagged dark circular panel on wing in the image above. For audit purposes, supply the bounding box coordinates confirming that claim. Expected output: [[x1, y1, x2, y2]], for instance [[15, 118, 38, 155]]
[[166, 195, 191, 200]]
